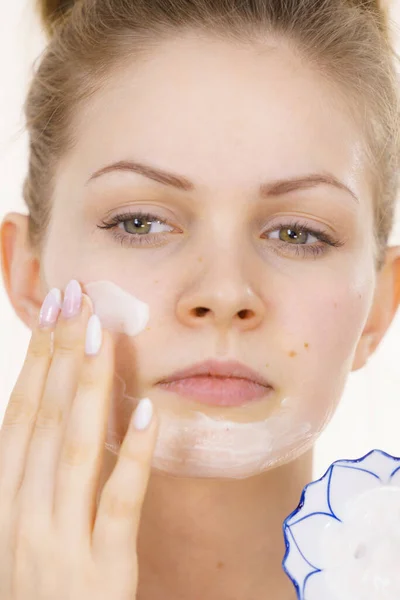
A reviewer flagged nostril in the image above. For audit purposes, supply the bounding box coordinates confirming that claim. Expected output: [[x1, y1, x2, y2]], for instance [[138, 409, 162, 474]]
[[193, 307, 210, 317], [238, 309, 253, 319]]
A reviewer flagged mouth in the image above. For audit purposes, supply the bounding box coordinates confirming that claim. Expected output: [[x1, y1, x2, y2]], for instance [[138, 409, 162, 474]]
[[157, 359, 273, 407]]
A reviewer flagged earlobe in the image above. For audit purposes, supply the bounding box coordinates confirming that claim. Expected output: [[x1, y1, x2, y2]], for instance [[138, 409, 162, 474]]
[[0, 212, 43, 330], [382, 245, 400, 316], [351, 245, 400, 372], [351, 333, 375, 371]]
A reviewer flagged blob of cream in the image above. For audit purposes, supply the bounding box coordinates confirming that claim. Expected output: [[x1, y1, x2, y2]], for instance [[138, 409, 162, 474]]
[[85, 280, 313, 479], [84, 280, 150, 336]]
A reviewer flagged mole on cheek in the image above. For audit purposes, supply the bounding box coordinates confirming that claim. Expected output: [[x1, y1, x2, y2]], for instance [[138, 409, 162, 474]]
[[304, 342, 309, 349], [288, 350, 297, 357], [216, 561, 225, 569]]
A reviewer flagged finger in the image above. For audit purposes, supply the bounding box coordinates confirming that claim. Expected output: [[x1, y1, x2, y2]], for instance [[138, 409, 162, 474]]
[[0, 288, 61, 502], [19, 283, 93, 521], [53, 323, 115, 542], [92, 398, 158, 561]]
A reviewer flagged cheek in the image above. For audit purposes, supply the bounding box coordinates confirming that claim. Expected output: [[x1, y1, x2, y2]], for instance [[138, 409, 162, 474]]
[[274, 269, 374, 434], [41, 237, 174, 307], [278, 265, 373, 360]]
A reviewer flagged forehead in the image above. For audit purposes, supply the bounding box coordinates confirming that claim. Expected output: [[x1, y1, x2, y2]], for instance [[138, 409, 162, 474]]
[[62, 33, 370, 202]]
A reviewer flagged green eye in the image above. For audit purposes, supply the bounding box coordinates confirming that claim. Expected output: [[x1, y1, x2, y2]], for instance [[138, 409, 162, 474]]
[[277, 226, 313, 245], [262, 219, 344, 258], [97, 210, 175, 248], [123, 216, 152, 235]]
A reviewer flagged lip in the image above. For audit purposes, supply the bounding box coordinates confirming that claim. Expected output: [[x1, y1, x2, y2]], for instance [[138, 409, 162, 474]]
[[157, 359, 273, 407], [158, 359, 273, 388]]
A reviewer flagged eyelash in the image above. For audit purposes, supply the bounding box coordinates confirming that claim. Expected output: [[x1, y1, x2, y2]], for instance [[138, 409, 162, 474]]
[[97, 210, 345, 257]]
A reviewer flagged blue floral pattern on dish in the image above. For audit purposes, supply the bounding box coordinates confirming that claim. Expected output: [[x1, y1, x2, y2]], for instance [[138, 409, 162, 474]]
[[282, 449, 400, 600]]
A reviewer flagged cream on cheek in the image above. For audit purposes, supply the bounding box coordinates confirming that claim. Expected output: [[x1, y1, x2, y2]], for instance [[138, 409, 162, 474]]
[[84, 280, 150, 336], [83, 280, 315, 479]]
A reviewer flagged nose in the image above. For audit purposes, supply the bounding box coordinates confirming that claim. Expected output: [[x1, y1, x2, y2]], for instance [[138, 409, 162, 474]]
[[175, 257, 266, 332]]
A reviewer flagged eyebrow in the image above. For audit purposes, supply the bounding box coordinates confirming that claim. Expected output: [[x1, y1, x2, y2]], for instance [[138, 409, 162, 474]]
[[86, 159, 359, 203]]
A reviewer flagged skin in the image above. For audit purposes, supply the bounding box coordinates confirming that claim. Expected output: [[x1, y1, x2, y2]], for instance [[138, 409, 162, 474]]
[[2, 32, 400, 599]]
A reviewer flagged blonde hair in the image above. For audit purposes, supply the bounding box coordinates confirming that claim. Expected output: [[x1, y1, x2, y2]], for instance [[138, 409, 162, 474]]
[[27, 0, 399, 269]]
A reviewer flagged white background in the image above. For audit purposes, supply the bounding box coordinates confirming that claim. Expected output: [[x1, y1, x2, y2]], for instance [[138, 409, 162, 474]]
[[1, 0, 400, 479]]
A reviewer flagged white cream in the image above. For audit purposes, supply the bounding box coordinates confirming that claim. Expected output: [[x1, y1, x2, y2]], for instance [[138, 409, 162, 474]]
[[84, 280, 149, 336], [321, 486, 400, 600], [151, 409, 313, 478], [85, 280, 313, 479], [106, 372, 313, 479]]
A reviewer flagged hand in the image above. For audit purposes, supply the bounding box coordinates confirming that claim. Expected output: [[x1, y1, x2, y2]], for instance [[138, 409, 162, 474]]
[[0, 280, 158, 600]]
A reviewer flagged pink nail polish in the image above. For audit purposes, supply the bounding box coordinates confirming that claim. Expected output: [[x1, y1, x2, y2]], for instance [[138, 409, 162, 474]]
[[62, 279, 82, 319], [39, 288, 62, 328]]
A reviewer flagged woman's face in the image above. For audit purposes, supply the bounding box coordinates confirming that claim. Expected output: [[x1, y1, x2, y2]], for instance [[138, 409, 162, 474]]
[[41, 33, 376, 479]]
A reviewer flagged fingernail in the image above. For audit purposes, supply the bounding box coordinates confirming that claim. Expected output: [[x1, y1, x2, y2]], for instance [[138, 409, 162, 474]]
[[62, 279, 82, 319], [39, 288, 62, 328], [85, 314, 102, 355], [133, 398, 153, 430]]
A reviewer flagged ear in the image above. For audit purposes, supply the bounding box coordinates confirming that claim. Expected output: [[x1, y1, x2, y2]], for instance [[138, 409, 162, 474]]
[[0, 213, 45, 331], [352, 245, 400, 371]]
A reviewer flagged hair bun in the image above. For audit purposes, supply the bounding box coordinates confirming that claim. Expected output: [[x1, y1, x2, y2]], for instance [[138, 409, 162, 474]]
[[36, 0, 76, 38]]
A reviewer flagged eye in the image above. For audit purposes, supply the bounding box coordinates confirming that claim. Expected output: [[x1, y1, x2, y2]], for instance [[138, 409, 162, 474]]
[[118, 214, 171, 236], [261, 220, 344, 258], [268, 225, 319, 245], [97, 210, 177, 247]]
